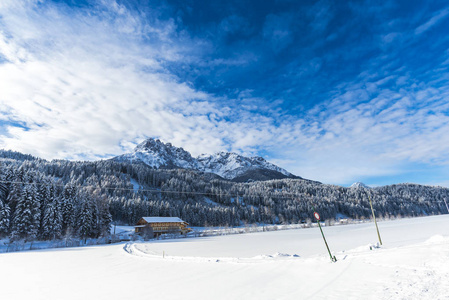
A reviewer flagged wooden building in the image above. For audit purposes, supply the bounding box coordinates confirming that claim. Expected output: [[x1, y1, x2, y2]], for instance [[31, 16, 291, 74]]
[[135, 217, 191, 237]]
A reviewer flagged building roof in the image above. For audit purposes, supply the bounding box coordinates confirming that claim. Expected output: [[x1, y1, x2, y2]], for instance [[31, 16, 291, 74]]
[[141, 217, 186, 223]]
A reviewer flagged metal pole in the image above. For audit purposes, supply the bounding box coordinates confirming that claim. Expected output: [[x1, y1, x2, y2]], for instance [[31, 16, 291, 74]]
[[368, 192, 382, 246], [311, 204, 337, 262], [317, 219, 336, 262]]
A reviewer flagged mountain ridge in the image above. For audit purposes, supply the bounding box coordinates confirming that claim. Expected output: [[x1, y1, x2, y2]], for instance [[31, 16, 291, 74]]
[[113, 138, 300, 182]]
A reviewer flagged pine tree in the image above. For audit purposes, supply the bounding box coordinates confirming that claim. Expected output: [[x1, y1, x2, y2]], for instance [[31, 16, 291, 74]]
[[98, 206, 112, 237], [41, 199, 63, 240], [0, 168, 13, 202], [77, 196, 94, 242], [60, 184, 76, 235], [6, 181, 22, 216], [0, 199, 10, 237], [10, 184, 40, 241]]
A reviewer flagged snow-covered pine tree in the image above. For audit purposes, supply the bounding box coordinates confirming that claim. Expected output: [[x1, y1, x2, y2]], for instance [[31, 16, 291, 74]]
[[98, 205, 112, 237], [0, 167, 12, 202], [90, 195, 100, 238], [0, 199, 10, 237], [10, 184, 41, 241], [60, 183, 77, 235], [5, 181, 22, 216], [41, 198, 63, 240], [38, 180, 54, 217], [77, 195, 95, 243]]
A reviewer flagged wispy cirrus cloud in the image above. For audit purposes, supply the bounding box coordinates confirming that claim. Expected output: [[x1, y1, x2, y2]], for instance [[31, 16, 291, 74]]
[[0, 0, 218, 159], [1, 0, 449, 187], [268, 71, 449, 184], [0, 0, 298, 161], [415, 7, 449, 35]]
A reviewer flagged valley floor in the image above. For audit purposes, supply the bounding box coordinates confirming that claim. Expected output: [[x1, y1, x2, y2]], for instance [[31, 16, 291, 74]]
[[1, 215, 449, 300]]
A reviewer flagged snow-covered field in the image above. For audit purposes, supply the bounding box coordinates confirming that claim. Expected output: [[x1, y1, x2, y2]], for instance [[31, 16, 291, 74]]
[[1, 215, 449, 300]]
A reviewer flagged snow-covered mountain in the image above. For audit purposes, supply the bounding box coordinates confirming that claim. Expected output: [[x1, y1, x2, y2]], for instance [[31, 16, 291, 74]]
[[197, 152, 294, 181], [113, 138, 299, 181], [114, 139, 199, 169], [350, 182, 370, 189]]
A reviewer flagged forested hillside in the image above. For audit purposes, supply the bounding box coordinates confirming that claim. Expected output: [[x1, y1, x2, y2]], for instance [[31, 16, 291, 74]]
[[1, 149, 448, 241]]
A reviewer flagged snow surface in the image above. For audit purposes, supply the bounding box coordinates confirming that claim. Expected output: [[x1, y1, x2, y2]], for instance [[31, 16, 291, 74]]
[[111, 225, 134, 235], [129, 178, 141, 192], [1, 215, 449, 300], [203, 197, 220, 206], [141, 216, 185, 223]]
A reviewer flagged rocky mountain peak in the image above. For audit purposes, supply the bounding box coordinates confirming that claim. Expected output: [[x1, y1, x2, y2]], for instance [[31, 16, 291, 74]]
[[113, 138, 299, 182]]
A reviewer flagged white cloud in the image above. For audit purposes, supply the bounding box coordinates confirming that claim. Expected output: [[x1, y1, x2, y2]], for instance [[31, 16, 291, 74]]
[[1, 1, 449, 187], [415, 7, 449, 35], [0, 1, 295, 162], [262, 13, 293, 53], [268, 79, 449, 184], [0, 1, 227, 159]]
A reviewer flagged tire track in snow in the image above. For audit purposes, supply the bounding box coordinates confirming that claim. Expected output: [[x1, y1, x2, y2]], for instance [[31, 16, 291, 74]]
[[123, 242, 301, 264]]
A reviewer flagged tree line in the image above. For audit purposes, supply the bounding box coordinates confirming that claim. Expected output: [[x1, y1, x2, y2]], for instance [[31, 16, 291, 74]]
[[1, 149, 448, 242]]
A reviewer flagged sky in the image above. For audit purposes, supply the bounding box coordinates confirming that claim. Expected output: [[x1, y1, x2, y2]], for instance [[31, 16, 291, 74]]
[[1, 0, 449, 187]]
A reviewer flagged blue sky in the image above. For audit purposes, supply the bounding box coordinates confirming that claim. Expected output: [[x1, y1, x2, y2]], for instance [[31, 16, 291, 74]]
[[1, 0, 449, 187]]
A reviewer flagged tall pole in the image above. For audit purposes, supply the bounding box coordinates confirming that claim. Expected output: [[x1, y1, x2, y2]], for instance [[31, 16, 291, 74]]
[[311, 204, 337, 262], [368, 192, 382, 246], [317, 218, 337, 262]]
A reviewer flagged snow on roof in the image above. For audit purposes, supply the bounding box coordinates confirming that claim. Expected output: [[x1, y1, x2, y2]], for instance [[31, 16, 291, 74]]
[[141, 217, 186, 223]]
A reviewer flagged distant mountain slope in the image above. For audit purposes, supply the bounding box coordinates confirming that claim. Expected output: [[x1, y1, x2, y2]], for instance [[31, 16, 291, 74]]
[[113, 138, 300, 182], [0, 149, 40, 162]]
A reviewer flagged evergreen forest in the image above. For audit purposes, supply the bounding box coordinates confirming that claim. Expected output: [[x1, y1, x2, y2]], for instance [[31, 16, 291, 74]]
[[1, 149, 448, 242]]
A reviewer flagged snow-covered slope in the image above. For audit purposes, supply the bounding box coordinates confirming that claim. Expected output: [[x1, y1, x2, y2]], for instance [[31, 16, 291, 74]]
[[2, 215, 449, 300], [113, 138, 298, 181]]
